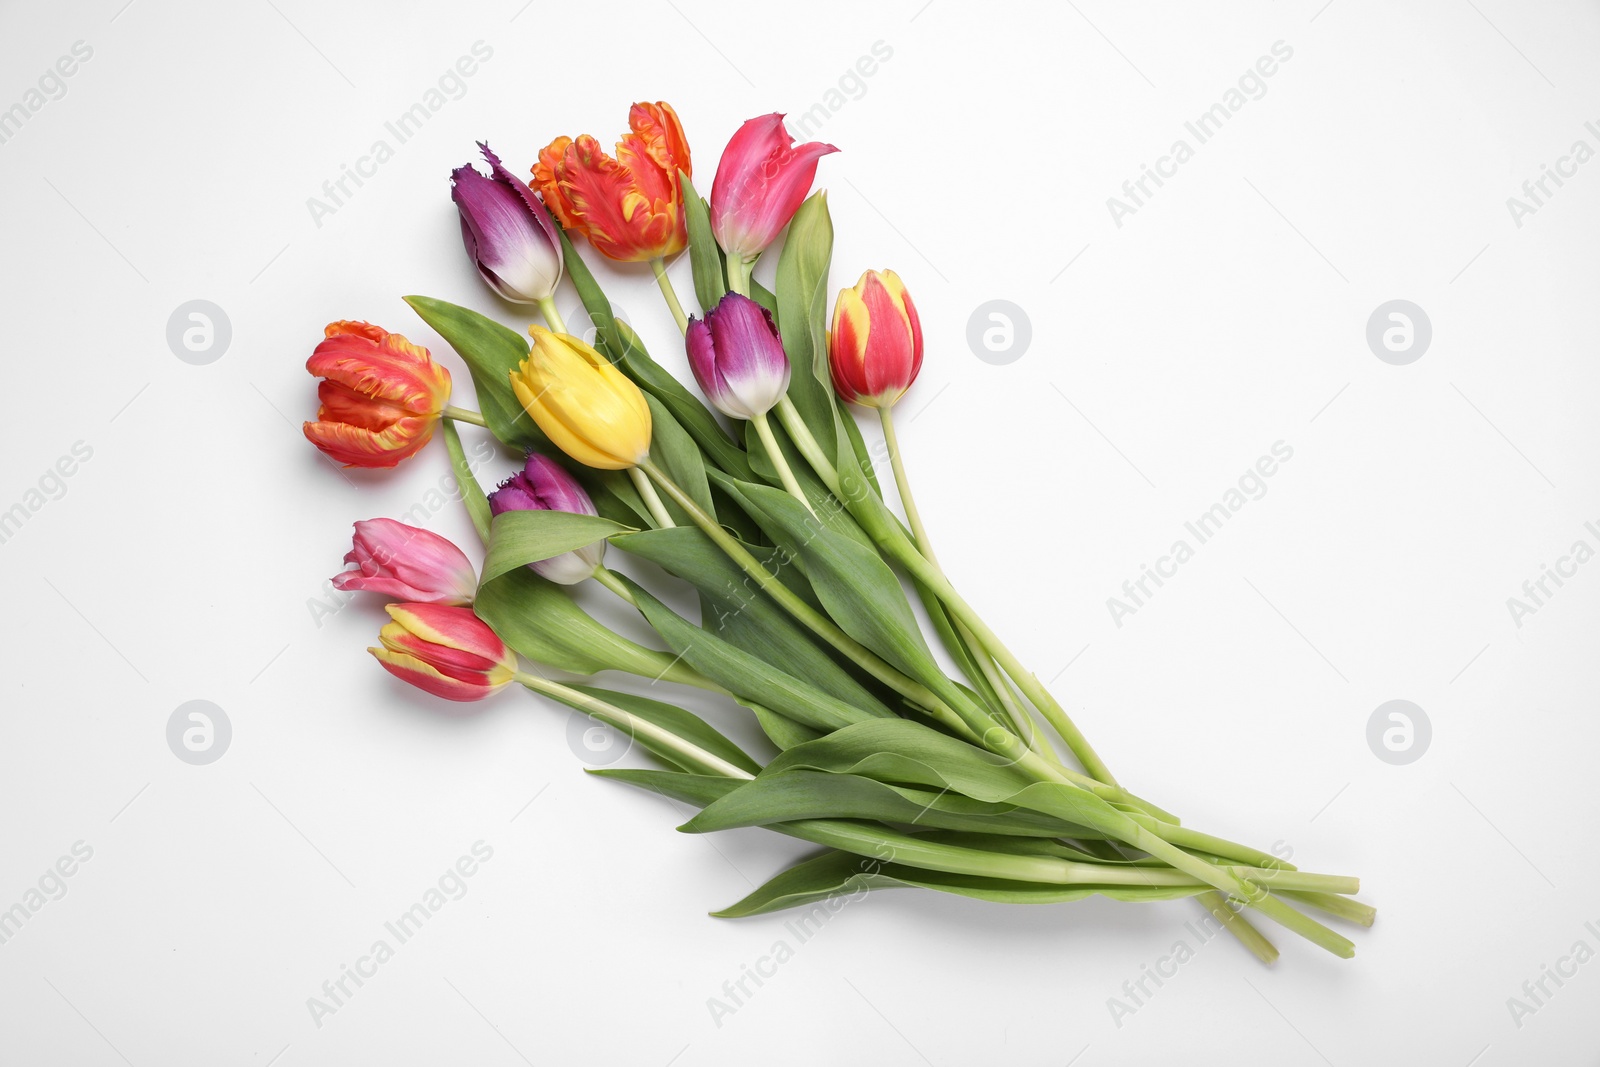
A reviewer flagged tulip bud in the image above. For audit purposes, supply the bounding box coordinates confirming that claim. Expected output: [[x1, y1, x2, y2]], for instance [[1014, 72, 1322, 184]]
[[509, 327, 653, 470], [710, 114, 837, 259], [488, 454, 606, 585], [828, 270, 924, 409], [685, 293, 791, 421], [332, 519, 478, 605], [303, 321, 452, 468], [451, 142, 564, 304], [369, 603, 516, 702]]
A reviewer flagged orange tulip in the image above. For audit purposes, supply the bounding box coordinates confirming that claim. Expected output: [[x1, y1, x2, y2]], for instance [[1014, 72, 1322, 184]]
[[302, 321, 451, 468], [533, 102, 692, 262]]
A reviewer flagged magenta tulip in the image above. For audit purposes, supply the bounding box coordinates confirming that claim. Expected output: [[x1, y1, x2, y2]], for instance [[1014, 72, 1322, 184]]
[[710, 114, 837, 259], [487, 454, 606, 585], [333, 519, 478, 604], [685, 293, 791, 421]]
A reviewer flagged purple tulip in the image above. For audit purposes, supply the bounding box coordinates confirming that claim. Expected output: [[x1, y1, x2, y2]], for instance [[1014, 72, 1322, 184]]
[[487, 454, 605, 585], [451, 143, 563, 305], [685, 293, 792, 421]]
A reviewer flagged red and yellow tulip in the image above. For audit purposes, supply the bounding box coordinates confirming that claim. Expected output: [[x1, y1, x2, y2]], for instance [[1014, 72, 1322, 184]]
[[302, 321, 451, 468], [533, 102, 692, 262], [369, 603, 516, 702], [828, 270, 924, 408]]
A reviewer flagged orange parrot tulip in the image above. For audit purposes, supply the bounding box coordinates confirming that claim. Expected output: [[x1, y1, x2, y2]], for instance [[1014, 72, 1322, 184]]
[[533, 102, 692, 262]]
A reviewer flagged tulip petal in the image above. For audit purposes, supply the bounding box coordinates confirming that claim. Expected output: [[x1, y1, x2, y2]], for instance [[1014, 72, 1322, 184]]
[[369, 647, 504, 702], [303, 416, 435, 468], [383, 603, 510, 666]]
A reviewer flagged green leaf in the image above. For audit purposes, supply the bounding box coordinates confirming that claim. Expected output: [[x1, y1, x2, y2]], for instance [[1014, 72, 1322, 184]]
[[610, 526, 894, 717], [644, 393, 713, 524], [475, 567, 679, 678], [716, 478, 945, 689], [617, 575, 888, 734], [679, 171, 726, 312], [734, 426, 871, 549], [763, 719, 1142, 840], [440, 419, 492, 544], [588, 767, 743, 808], [774, 192, 838, 457], [566, 684, 762, 776], [682, 769, 1095, 839], [404, 296, 541, 452], [748, 704, 823, 750], [750, 276, 780, 320], [481, 509, 634, 584], [713, 851, 1208, 918]]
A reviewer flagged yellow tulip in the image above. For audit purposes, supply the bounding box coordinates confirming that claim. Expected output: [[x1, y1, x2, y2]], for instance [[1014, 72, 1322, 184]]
[[510, 326, 652, 470]]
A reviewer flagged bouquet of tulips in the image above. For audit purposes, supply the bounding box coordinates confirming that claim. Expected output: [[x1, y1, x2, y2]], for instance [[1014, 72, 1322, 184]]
[[303, 103, 1372, 962]]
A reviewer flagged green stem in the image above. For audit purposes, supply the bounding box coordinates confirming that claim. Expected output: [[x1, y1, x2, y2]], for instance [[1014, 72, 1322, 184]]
[[878, 406, 934, 554], [592, 566, 637, 606], [650, 258, 689, 335], [752, 412, 815, 515], [725, 250, 753, 297], [441, 405, 487, 427], [891, 541, 1115, 785], [628, 466, 676, 528], [775, 397, 842, 496], [515, 671, 752, 779], [637, 458, 976, 740], [536, 296, 567, 334]]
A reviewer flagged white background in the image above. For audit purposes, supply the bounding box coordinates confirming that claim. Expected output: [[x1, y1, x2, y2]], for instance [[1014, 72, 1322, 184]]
[[2, 0, 1597, 1063]]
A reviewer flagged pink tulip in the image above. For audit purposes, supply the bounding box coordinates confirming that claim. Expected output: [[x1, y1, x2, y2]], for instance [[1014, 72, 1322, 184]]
[[332, 519, 478, 605], [369, 603, 517, 702], [710, 114, 837, 259]]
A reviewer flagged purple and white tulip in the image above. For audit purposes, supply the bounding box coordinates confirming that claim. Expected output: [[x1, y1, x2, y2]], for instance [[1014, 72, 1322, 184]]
[[684, 293, 792, 421], [451, 142, 563, 305], [487, 454, 606, 585], [333, 519, 479, 605]]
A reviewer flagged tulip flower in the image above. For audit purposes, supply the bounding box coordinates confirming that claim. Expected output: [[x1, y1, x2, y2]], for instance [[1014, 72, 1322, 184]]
[[451, 142, 563, 308], [685, 293, 791, 421], [710, 114, 837, 261], [303, 321, 452, 468], [509, 327, 652, 471], [828, 270, 924, 408], [332, 518, 478, 604], [369, 603, 517, 702], [488, 455, 607, 585], [533, 102, 692, 263]]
